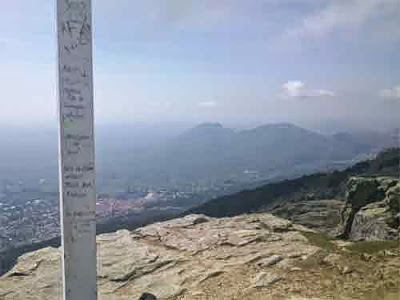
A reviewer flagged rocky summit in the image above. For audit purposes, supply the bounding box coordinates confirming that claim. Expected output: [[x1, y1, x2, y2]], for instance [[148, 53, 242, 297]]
[[1, 213, 399, 300]]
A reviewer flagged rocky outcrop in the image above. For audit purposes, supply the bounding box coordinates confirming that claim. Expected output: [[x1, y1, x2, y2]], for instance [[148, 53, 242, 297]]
[[268, 200, 345, 233], [0, 213, 321, 300], [1, 212, 399, 299], [336, 177, 399, 240]]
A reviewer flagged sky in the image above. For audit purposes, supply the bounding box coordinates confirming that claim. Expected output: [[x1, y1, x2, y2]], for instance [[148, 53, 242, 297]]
[[0, 0, 399, 131]]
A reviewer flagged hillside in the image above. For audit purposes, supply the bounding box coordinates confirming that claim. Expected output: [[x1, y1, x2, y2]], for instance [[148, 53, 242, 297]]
[[188, 148, 399, 218]]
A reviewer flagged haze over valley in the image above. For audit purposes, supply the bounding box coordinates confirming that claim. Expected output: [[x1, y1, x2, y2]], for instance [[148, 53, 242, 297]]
[[0, 122, 396, 190]]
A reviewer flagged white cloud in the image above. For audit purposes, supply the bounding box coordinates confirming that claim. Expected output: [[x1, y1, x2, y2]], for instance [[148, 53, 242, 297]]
[[317, 89, 336, 97], [282, 81, 305, 97], [281, 81, 335, 98], [379, 84, 400, 100], [198, 101, 217, 107], [287, 0, 400, 39]]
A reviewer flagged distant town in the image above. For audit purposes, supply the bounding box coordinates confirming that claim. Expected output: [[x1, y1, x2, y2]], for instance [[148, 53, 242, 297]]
[[0, 176, 249, 255]]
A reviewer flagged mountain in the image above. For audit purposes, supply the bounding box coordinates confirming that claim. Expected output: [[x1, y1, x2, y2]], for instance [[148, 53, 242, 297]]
[[332, 129, 398, 154], [188, 148, 399, 218], [141, 122, 396, 184]]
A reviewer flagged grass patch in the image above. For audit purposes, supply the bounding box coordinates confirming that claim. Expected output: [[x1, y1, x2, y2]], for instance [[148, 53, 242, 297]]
[[346, 240, 399, 254], [301, 231, 337, 252]]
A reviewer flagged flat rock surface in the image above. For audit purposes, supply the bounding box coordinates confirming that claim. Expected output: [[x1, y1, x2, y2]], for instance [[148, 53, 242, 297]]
[[0, 213, 399, 300], [267, 199, 345, 233]]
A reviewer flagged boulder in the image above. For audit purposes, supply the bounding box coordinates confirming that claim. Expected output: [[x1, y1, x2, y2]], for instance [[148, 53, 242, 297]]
[[335, 177, 399, 240]]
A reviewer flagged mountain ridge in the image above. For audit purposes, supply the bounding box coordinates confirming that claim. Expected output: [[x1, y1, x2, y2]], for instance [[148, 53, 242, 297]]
[[147, 122, 395, 183]]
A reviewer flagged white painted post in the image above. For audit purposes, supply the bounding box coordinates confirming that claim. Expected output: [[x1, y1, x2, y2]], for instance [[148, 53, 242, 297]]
[[56, 0, 97, 299]]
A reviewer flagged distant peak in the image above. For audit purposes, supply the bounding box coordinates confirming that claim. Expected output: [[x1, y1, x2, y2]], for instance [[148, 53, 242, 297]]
[[253, 122, 299, 131], [180, 122, 232, 139], [269, 122, 296, 129], [194, 122, 223, 129]]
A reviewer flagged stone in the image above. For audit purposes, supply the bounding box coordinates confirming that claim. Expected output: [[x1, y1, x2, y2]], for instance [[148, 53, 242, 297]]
[[361, 253, 372, 261], [322, 254, 341, 268], [253, 272, 282, 288], [256, 255, 283, 268], [341, 266, 353, 275], [140, 293, 157, 300], [350, 200, 398, 240], [268, 199, 345, 233], [335, 177, 399, 240]]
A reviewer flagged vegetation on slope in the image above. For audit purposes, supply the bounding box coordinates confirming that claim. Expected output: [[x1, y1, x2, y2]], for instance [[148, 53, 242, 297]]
[[188, 148, 399, 217]]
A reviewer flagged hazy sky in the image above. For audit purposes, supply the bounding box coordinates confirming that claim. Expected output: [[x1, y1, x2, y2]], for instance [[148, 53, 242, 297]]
[[1, 0, 399, 130]]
